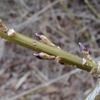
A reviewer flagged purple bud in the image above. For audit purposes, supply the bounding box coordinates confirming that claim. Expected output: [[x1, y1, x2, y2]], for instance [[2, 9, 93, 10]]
[[34, 53, 42, 59], [35, 33, 42, 40], [79, 43, 88, 52]]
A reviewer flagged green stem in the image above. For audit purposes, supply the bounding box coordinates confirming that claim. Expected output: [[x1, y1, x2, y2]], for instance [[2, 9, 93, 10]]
[[0, 29, 98, 72]]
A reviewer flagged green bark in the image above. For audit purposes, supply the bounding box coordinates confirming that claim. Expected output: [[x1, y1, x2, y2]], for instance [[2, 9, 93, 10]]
[[0, 30, 98, 72]]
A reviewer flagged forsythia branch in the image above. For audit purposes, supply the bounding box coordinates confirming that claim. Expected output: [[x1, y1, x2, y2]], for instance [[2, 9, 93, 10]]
[[0, 19, 99, 77]]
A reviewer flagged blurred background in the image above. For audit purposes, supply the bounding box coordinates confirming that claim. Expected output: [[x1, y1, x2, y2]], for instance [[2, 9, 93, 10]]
[[0, 0, 100, 100]]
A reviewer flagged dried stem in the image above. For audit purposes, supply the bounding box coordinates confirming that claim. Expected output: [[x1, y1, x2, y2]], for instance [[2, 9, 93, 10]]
[[85, 78, 100, 100]]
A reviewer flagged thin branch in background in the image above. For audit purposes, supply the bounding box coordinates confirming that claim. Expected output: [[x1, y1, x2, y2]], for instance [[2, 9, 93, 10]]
[[85, 78, 100, 100], [15, 0, 61, 31], [15, 72, 31, 90], [60, 0, 99, 50], [8, 69, 81, 100], [85, 0, 100, 19]]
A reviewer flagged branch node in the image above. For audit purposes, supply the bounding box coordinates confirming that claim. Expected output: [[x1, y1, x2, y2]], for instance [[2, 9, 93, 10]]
[[82, 58, 87, 66], [7, 29, 16, 36], [33, 40, 36, 46], [56, 56, 64, 65], [35, 33, 61, 49], [90, 67, 96, 76], [0, 19, 9, 32]]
